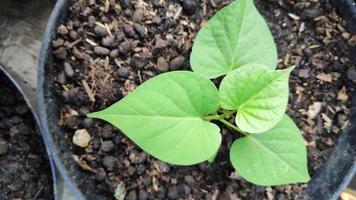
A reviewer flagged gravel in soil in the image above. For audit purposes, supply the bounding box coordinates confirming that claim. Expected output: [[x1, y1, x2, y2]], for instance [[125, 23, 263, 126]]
[[0, 77, 53, 199], [51, 0, 355, 199]]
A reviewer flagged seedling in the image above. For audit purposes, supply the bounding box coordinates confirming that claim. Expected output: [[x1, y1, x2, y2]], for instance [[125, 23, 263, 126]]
[[88, 0, 310, 186]]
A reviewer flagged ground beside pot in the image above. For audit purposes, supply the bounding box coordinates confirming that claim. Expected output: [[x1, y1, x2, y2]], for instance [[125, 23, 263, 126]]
[[0, 67, 53, 200], [42, 0, 354, 199]]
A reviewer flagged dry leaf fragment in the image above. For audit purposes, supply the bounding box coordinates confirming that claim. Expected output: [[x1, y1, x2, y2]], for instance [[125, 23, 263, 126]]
[[82, 79, 96, 102]]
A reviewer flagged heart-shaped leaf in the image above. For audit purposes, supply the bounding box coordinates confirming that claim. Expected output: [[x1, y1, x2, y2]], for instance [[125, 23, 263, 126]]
[[190, 0, 278, 79], [88, 71, 221, 165], [230, 115, 310, 186], [219, 64, 293, 133]]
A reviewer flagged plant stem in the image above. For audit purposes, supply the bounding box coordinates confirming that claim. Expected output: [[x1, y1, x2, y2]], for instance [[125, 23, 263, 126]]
[[218, 119, 248, 136], [221, 110, 237, 118], [202, 114, 221, 121]]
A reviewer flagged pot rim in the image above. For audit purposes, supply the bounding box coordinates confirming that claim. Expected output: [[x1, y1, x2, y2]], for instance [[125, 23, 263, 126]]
[[37, 0, 84, 199]]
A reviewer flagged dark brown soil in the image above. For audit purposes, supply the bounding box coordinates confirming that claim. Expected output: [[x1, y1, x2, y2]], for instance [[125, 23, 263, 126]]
[[0, 76, 53, 199], [51, 0, 354, 199]]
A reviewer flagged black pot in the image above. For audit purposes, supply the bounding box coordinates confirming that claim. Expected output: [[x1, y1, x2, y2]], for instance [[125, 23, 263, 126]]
[[0, 65, 57, 199], [37, 0, 356, 199]]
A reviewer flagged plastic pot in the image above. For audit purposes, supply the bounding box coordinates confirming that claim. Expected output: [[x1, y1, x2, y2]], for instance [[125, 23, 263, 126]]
[[0, 64, 57, 199], [37, 0, 356, 199]]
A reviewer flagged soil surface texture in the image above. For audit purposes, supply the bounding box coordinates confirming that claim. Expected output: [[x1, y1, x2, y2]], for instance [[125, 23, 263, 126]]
[[51, 0, 355, 199], [0, 76, 53, 199]]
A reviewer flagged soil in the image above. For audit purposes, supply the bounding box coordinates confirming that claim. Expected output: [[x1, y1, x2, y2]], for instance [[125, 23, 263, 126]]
[[0, 76, 53, 199], [50, 0, 355, 199]]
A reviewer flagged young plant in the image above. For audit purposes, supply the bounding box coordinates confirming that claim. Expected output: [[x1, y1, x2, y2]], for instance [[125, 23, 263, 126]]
[[88, 0, 310, 186]]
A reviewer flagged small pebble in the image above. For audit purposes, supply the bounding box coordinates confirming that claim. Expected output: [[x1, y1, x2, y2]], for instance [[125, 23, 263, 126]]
[[170, 56, 185, 70], [69, 30, 78, 40], [119, 0, 132, 8], [52, 38, 64, 48], [57, 24, 68, 35], [0, 139, 8, 155], [94, 46, 110, 56], [101, 124, 113, 139], [81, 118, 93, 128], [102, 35, 115, 47], [118, 67, 130, 78], [167, 186, 178, 199], [63, 116, 79, 129], [137, 164, 146, 175], [92, 139, 101, 150], [119, 41, 132, 55], [102, 156, 116, 170], [124, 24, 136, 38], [72, 129, 91, 148], [132, 55, 147, 69], [133, 152, 147, 164], [116, 31, 125, 42], [88, 16, 96, 27], [64, 62, 75, 77], [101, 141, 114, 152], [94, 25, 107, 37], [95, 170, 106, 182], [132, 9, 143, 22], [126, 190, 137, 200], [15, 104, 29, 115], [110, 49, 119, 58], [347, 67, 356, 81], [182, 0, 199, 15], [53, 47, 67, 59], [156, 57, 169, 72], [298, 68, 310, 78], [155, 37, 168, 49], [138, 190, 148, 200], [157, 161, 170, 173], [133, 23, 146, 38], [178, 184, 191, 195], [184, 175, 195, 185]]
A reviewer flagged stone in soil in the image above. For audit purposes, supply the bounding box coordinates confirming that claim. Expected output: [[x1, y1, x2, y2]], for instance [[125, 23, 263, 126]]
[[0, 139, 8, 155], [94, 25, 107, 37], [156, 57, 170, 72], [72, 129, 91, 148], [169, 56, 185, 70]]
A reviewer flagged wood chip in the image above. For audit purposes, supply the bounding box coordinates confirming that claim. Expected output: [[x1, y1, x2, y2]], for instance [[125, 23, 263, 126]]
[[288, 13, 300, 20], [316, 73, 333, 82], [105, 23, 112, 36], [73, 155, 97, 173], [266, 187, 274, 200], [322, 113, 332, 128], [284, 52, 291, 66], [104, 0, 110, 12], [152, 176, 159, 192], [337, 86, 348, 102], [85, 38, 98, 46], [82, 79, 96, 102]]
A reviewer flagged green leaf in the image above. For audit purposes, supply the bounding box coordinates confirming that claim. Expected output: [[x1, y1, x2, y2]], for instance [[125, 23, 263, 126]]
[[88, 71, 221, 165], [230, 115, 310, 186], [219, 64, 293, 133], [190, 0, 278, 79]]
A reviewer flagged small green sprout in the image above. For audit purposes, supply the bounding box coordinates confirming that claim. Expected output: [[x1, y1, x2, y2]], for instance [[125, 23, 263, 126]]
[[88, 0, 310, 186]]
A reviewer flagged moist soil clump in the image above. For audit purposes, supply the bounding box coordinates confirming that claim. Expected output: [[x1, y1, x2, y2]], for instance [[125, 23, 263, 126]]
[[0, 76, 53, 199], [51, 0, 354, 199]]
